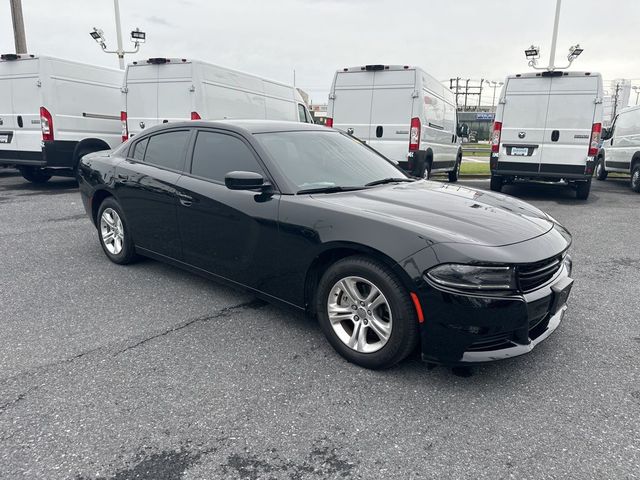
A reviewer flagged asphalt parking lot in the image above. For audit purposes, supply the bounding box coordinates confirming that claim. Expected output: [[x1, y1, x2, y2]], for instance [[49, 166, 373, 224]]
[[1, 168, 638, 480]]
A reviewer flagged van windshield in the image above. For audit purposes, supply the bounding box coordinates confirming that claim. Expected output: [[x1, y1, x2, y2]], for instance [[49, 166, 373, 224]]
[[254, 130, 409, 193]]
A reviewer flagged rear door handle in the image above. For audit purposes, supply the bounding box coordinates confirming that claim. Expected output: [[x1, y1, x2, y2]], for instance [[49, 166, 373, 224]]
[[177, 193, 194, 207]]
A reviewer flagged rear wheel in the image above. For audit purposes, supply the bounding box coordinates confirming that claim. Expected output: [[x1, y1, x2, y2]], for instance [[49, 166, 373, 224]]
[[490, 174, 503, 192], [316, 256, 419, 369], [19, 166, 51, 184], [631, 164, 640, 192], [576, 178, 592, 200], [448, 155, 461, 183], [97, 197, 138, 264], [595, 156, 607, 180]]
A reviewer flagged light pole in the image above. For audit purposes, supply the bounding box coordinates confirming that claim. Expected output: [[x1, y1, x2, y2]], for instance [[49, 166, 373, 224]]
[[487, 81, 504, 108], [633, 86, 640, 105], [89, 0, 146, 69], [9, 0, 28, 54]]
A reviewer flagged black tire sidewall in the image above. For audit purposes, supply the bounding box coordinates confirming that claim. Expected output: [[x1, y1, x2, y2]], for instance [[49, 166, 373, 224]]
[[316, 256, 418, 369], [97, 197, 137, 264], [448, 156, 461, 182], [596, 156, 607, 180], [632, 165, 640, 192], [490, 175, 503, 192]]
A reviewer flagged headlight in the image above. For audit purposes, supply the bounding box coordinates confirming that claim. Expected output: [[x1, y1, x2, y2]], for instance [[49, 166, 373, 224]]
[[425, 264, 516, 291]]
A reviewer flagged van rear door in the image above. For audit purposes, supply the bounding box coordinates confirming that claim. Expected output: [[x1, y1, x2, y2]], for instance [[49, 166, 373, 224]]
[[331, 71, 374, 143], [157, 62, 194, 124], [499, 77, 552, 172], [125, 64, 159, 137], [368, 70, 415, 163], [541, 75, 598, 173]]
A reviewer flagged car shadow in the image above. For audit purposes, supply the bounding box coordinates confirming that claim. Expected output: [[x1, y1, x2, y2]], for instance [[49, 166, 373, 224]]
[[4, 178, 79, 195]]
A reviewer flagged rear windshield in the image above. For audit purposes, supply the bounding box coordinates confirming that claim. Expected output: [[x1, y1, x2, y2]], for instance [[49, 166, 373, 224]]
[[254, 130, 406, 192]]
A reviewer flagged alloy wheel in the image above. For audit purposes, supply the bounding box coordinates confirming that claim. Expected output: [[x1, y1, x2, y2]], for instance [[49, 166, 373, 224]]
[[327, 276, 393, 353], [100, 208, 124, 255]]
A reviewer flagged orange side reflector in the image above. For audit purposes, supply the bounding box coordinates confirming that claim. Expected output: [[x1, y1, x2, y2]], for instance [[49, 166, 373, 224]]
[[410, 292, 424, 324]]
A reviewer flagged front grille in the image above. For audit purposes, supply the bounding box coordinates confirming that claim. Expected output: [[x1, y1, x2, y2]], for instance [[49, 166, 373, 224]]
[[517, 254, 563, 292]]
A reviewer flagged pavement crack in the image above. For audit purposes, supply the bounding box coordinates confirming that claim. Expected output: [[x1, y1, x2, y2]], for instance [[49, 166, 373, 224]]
[[0, 385, 38, 415], [114, 299, 267, 356]]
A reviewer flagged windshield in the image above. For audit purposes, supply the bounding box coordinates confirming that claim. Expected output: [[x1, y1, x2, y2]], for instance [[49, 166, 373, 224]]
[[254, 130, 408, 192]]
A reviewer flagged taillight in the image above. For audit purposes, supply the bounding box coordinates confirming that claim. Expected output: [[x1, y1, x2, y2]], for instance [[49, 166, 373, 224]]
[[326, 117, 333, 128], [121, 111, 128, 142], [409, 117, 421, 151], [40, 107, 53, 141], [190, 111, 201, 120], [491, 121, 502, 153], [588, 123, 601, 157]]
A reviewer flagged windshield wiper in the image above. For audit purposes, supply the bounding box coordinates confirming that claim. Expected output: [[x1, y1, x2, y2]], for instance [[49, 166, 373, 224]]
[[364, 177, 415, 187], [296, 186, 363, 195]]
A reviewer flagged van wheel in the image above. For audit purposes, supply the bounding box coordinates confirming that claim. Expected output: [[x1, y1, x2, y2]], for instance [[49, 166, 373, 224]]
[[490, 174, 503, 192], [596, 157, 607, 180], [576, 179, 592, 200], [316, 256, 419, 369], [448, 156, 461, 183], [19, 166, 51, 184], [631, 164, 640, 192]]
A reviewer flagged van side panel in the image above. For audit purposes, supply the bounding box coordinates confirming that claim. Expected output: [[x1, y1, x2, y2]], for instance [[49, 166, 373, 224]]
[[605, 107, 640, 172], [329, 71, 375, 143], [46, 58, 122, 150], [263, 82, 297, 121], [368, 70, 415, 162]]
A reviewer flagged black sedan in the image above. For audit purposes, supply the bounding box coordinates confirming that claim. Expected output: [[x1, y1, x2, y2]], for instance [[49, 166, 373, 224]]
[[78, 120, 573, 369]]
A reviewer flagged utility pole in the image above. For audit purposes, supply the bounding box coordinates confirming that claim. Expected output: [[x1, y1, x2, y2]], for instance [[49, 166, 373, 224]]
[[9, 0, 28, 54], [612, 82, 621, 120], [477, 78, 484, 108], [463, 78, 470, 110]]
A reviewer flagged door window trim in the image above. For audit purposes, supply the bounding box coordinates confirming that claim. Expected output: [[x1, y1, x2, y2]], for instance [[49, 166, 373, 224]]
[[125, 128, 195, 174]]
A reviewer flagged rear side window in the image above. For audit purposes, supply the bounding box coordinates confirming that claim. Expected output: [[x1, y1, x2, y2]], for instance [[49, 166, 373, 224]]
[[191, 131, 264, 182], [132, 138, 148, 161], [144, 130, 191, 171], [297, 104, 308, 123]]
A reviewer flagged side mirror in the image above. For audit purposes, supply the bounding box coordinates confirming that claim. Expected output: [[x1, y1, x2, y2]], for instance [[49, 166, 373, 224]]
[[601, 128, 612, 141], [224, 171, 270, 190]]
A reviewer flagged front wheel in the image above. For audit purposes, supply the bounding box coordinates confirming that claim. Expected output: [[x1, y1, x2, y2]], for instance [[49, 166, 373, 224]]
[[19, 166, 51, 184], [448, 156, 461, 183], [97, 197, 139, 264], [576, 178, 592, 200], [316, 256, 419, 369], [490, 174, 503, 192], [631, 164, 640, 193], [595, 156, 608, 181]]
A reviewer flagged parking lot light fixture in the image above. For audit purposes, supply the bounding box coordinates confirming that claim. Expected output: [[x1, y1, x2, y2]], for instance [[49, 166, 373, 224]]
[[567, 44, 583, 62]]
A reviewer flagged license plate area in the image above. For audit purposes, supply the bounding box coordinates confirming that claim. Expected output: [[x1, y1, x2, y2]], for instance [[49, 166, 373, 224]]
[[505, 144, 537, 157], [0, 132, 13, 144], [550, 277, 573, 315]]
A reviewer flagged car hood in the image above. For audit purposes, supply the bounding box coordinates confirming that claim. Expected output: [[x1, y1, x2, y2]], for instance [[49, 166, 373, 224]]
[[311, 181, 556, 247]]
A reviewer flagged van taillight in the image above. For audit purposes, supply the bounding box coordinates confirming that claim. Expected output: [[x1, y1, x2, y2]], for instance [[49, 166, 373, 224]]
[[121, 111, 129, 142], [326, 117, 333, 128], [409, 117, 421, 151], [190, 111, 201, 120], [40, 107, 53, 141], [490, 122, 502, 153], [588, 122, 601, 157]]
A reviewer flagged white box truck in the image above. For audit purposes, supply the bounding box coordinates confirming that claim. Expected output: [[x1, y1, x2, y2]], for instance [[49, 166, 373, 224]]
[[489, 71, 604, 199], [0, 54, 123, 183], [596, 105, 640, 192], [122, 58, 313, 138], [326, 65, 462, 182]]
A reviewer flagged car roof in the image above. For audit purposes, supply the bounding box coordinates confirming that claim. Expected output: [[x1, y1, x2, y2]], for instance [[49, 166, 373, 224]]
[[137, 120, 329, 136]]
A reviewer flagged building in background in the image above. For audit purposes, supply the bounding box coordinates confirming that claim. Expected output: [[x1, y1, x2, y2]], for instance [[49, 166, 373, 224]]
[[309, 103, 327, 125]]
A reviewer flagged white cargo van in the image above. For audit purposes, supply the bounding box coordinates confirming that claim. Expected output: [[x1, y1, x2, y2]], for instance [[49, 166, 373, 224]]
[[326, 65, 462, 181], [0, 54, 123, 183], [596, 105, 640, 192], [489, 71, 604, 199], [122, 58, 313, 138]]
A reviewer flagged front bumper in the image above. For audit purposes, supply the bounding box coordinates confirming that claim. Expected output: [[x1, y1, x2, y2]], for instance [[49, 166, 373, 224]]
[[417, 263, 573, 365]]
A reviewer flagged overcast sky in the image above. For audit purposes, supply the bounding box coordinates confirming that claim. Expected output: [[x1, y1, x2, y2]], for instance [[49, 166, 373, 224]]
[[1, 0, 639, 104]]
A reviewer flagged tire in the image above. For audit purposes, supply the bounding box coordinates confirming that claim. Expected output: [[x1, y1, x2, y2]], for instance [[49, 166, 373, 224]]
[[19, 166, 51, 184], [595, 156, 607, 181], [316, 256, 419, 369], [490, 174, 503, 192], [632, 164, 640, 193], [576, 178, 592, 200], [448, 155, 461, 183], [96, 197, 138, 264]]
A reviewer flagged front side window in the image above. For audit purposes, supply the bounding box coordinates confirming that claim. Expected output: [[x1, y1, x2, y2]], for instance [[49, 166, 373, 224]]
[[254, 130, 406, 192], [144, 130, 191, 171], [191, 131, 264, 182]]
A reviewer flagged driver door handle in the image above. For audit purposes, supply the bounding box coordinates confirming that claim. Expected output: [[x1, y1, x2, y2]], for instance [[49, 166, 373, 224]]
[[177, 193, 194, 207]]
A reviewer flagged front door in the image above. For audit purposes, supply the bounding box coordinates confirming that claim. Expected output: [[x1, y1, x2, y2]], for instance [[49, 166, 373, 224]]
[[176, 129, 280, 293]]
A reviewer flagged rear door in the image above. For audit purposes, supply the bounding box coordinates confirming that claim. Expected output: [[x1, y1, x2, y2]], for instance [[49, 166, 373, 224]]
[[368, 70, 415, 163], [499, 77, 552, 172], [157, 62, 194, 124], [125, 64, 159, 137], [541, 75, 598, 173], [331, 71, 375, 143]]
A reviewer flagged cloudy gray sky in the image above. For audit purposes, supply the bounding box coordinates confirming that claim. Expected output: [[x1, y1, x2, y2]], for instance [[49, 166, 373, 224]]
[[1, 0, 638, 104]]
